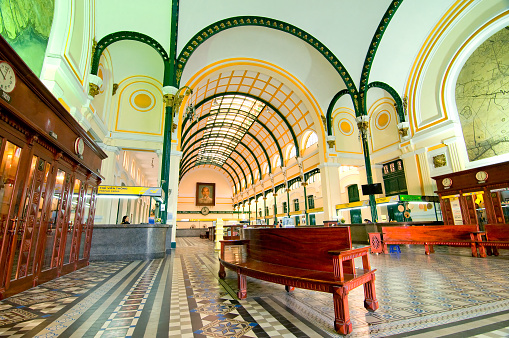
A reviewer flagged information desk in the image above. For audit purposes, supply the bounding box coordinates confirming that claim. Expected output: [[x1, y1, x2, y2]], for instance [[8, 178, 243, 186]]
[[90, 224, 169, 260]]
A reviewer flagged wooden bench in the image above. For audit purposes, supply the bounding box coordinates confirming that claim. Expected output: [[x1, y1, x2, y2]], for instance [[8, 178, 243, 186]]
[[478, 224, 509, 257], [218, 227, 378, 334], [381, 225, 479, 256]]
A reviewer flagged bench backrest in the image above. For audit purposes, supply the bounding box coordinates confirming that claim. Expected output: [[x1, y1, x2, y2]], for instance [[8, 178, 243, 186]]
[[382, 225, 478, 242], [243, 226, 352, 273], [485, 224, 509, 241]]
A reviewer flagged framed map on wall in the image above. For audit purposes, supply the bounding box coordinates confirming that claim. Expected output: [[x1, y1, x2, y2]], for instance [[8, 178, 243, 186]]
[[196, 182, 215, 206]]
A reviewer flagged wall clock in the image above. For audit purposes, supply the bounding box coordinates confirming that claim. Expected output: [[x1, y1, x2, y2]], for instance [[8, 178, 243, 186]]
[[201, 206, 210, 215], [0, 61, 16, 93], [475, 171, 488, 183], [442, 177, 452, 188], [74, 137, 85, 156]]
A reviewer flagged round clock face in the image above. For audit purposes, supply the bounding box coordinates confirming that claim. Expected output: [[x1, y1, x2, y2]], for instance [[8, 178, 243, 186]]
[[442, 177, 452, 187], [74, 137, 85, 156], [475, 171, 488, 182], [0, 61, 16, 93], [201, 207, 209, 215]]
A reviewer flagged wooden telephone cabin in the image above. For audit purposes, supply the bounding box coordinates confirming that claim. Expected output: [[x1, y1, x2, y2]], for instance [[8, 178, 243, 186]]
[[0, 36, 106, 298], [433, 161, 509, 229]]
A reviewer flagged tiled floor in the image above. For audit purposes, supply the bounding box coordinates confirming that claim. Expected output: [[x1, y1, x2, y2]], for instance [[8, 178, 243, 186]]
[[0, 237, 508, 337]]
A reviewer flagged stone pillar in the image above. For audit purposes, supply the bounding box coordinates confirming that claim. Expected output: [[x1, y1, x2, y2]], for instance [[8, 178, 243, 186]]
[[415, 148, 434, 196], [319, 162, 342, 221], [95, 144, 120, 224], [215, 218, 224, 251], [443, 136, 464, 172]]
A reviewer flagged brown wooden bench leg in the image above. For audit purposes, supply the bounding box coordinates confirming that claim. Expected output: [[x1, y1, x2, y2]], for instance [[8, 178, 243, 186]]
[[219, 264, 226, 279], [493, 246, 500, 256], [424, 244, 430, 255], [471, 243, 480, 257], [478, 244, 486, 258], [383, 243, 388, 254], [332, 286, 352, 335], [285, 286, 295, 292], [363, 277, 379, 312], [237, 271, 247, 299]]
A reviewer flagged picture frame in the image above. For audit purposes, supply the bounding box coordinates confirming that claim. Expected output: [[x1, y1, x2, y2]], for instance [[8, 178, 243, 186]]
[[196, 182, 215, 206]]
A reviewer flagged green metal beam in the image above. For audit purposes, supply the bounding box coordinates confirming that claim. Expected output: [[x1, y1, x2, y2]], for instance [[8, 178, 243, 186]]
[[326, 89, 351, 135], [181, 129, 264, 177], [180, 145, 254, 185], [175, 16, 356, 96], [183, 92, 300, 156], [180, 146, 249, 188], [182, 113, 284, 167], [91, 31, 170, 75], [180, 160, 240, 193], [367, 81, 405, 122], [182, 126, 272, 173]]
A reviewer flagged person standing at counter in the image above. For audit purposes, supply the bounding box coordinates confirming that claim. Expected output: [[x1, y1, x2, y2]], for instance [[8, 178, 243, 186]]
[[121, 216, 130, 224]]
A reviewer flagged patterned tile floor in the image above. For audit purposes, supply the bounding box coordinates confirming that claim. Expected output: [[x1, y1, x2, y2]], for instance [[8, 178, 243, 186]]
[[0, 237, 508, 337]]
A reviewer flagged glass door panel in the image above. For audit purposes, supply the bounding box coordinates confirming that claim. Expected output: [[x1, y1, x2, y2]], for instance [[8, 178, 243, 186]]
[[28, 161, 51, 275], [42, 170, 65, 271], [79, 186, 93, 260], [10, 156, 37, 280], [64, 179, 81, 264], [0, 141, 22, 285]]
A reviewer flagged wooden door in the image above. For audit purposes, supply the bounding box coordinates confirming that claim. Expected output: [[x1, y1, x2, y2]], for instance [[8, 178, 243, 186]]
[[7, 156, 52, 292], [62, 178, 85, 272], [0, 140, 25, 295], [39, 168, 73, 279]]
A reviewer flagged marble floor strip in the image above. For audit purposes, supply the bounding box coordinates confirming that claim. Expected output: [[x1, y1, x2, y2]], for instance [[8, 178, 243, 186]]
[[0, 238, 508, 337]]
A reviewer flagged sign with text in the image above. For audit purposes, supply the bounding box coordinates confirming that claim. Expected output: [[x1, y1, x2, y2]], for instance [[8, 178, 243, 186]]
[[98, 186, 162, 197]]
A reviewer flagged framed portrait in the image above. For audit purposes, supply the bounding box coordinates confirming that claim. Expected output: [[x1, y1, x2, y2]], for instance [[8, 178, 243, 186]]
[[196, 182, 215, 206]]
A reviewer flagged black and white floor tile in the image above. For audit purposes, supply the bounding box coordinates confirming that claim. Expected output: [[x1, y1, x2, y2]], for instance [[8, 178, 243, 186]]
[[0, 238, 508, 337]]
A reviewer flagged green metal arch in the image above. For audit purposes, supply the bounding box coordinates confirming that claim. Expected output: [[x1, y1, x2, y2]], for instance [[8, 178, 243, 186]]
[[326, 89, 351, 136], [181, 127, 270, 175], [184, 150, 248, 189], [184, 92, 300, 156], [359, 1, 404, 111], [182, 113, 284, 167], [91, 31, 171, 82], [180, 160, 240, 193], [181, 131, 263, 180], [175, 16, 357, 96], [180, 145, 254, 185], [367, 81, 405, 122]]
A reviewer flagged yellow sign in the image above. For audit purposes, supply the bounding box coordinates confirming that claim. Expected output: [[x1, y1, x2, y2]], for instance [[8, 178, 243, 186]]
[[306, 207, 324, 213], [336, 200, 368, 210], [98, 186, 162, 196]]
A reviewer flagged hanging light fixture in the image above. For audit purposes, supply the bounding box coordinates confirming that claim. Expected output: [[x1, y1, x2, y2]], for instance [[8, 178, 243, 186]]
[[184, 103, 197, 122]]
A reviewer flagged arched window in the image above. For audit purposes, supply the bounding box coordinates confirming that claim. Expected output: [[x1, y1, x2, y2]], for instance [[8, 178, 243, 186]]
[[262, 162, 269, 175], [273, 155, 281, 168], [305, 132, 318, 149], [286, 145, 296, 160]]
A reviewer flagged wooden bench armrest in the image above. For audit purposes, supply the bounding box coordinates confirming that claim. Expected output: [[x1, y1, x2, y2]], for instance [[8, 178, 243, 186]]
[[219, 239, 250, 259], [328, 246, 370, 260], [328, 247, 371, 281], [219, 239, 250, 245]]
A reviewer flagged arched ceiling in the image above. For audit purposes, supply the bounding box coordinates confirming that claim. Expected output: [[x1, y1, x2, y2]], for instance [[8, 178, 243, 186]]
[[179, 69, 316, 188]]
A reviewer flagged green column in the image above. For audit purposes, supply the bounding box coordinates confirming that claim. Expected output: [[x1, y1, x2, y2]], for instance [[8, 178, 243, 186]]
[[263, 197, 267, 225], [160, 0, 180, 224], [273, 193, 277, 225], [286, 189, 290, 218], [303, 183, 309, 226], [255, 199, 258, 224], [359, 124, 378, 222]]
